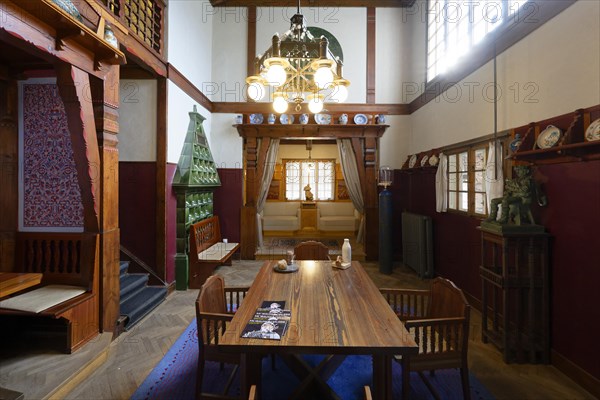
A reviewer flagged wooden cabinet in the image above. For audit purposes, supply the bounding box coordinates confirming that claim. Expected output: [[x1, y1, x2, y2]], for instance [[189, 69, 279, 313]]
[[478, 227, 550, 363], [510, 105, 600, 165]]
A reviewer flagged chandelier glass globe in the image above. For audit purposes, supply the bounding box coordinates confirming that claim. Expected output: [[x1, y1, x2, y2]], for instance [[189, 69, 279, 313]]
[[273, 93, 289, 113], [314, 66, 334, 90], [307, 94, 324, 114], [265, 63, 287, 87], [247, 80, 265, 101], [330, 83, 348, 103]]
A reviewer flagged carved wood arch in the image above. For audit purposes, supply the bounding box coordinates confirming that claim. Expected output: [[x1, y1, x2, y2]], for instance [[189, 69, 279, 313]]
[[236, 124, 388, 260]]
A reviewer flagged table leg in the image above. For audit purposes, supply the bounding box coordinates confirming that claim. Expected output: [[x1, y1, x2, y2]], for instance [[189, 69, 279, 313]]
[[282, 354, 343, 400], [240, 353, 262, 399], [372, 355, 393, 400]]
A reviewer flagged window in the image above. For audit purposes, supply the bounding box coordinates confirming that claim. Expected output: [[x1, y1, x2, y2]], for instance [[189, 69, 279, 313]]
[[427, 0, 529, 81], [284, 159, 335, 201], [447, 144, 494, 216]]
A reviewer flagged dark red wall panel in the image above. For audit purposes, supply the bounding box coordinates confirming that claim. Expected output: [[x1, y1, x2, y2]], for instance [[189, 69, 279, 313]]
[[396, 160, 600, 380], [166, 163, 178, 283], [119, 162, 157, 269], [214, 168, 243, 244]]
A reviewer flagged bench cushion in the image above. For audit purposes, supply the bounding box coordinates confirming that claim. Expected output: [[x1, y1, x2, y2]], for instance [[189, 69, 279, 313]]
[[0, 284, 86, 313], [199, 242, 239, 261]]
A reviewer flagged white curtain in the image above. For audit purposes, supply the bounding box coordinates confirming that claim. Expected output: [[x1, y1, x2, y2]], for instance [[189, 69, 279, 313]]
[[337, 139, 365, 243], [256, 138, 280, 247], [485, 140, 504, 218], [435, 153, 448, 213]]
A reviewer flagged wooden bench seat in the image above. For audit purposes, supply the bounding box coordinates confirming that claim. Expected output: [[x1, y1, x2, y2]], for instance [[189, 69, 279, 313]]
[[188, 216, 239, 289], [0, 232, 99, 353]]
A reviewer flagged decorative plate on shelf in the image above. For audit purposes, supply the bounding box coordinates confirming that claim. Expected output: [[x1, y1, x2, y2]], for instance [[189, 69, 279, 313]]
[[420, 155, 429, 167], [408, 154, 418, 168], [585, 118, 600, 142], [429, 154, 439, 166], [315, 113, 332, 125], [280, 114, 294, 125], [249, 113, 264, 124], [353, 114, 368, 124], [536, 125, 562, 149]]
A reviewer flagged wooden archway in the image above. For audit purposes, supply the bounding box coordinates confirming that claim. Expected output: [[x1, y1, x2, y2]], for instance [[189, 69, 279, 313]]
[[236, 123, 388, 260]]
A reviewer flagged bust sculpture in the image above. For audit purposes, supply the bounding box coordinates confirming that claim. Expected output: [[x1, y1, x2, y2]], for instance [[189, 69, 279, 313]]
[[304, 184, 314, 202], [486, 166, 535, 225]]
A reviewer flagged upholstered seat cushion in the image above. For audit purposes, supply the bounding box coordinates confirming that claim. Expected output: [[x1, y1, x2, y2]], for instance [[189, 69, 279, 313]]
[[317, 202, 359, 231], [0, 284, 86, 313], [262, 202, 301, 231], [199, 242, 240, 261]]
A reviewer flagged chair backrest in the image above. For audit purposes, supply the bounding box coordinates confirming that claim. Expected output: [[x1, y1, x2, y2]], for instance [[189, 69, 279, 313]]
[[197, 275, 227, 314], [196, 275, 228, 348], [412, 277, 470, 366], [428, 277, 470, 320], [293, 240, 330, 260]]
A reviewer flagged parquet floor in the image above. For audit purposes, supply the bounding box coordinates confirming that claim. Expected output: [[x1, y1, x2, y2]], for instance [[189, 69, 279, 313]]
[[0, 260, 593, 400]]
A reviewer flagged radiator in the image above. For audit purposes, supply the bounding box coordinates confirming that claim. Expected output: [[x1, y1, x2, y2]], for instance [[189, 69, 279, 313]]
[[401, 212, 434, 278]]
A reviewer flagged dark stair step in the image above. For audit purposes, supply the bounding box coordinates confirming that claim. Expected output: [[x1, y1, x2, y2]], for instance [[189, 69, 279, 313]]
[[120, 261, 129, 276], [120, 286, 167, 330], [120, 274, 149, 304]]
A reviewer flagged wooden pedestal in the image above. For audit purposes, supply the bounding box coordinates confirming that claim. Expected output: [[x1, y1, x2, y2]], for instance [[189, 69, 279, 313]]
[[301, 204, 317, 231], [478, 227, 550, 364]]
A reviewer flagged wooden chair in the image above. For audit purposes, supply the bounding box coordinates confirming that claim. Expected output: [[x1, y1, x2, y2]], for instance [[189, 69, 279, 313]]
[[196, 275, 250, 399], [248, 385, 256, 400], [380, 277, 471, 400], [363, 385, 373, 400], [293, 240, 330, 261]]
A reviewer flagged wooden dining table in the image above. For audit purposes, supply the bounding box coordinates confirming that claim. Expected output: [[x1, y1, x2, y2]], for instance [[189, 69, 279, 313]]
[[0, 272, 43, 299], [219, 260, 418, 400]]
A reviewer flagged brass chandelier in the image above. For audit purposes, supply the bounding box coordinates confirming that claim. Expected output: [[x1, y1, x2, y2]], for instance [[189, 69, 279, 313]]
[[245, 1, 350, 114]]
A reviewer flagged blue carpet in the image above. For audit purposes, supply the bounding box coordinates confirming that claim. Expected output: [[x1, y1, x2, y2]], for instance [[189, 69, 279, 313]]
[[131, 320, 495, 400]]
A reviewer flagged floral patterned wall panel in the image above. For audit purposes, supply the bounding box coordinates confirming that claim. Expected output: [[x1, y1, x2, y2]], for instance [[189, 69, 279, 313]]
[[20, 82, 84, 230]]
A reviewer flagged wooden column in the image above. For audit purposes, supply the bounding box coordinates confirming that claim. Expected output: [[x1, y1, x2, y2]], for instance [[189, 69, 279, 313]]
[[241, 137, 258, 259], [0, 77, 18, 271], [93, 67, 121, 333], [364, 137, 379, 260], [156, 77, 168, 280], [366, 7, 376, 104], [57, 64, 121, 333], [246, 6, 257, 78]]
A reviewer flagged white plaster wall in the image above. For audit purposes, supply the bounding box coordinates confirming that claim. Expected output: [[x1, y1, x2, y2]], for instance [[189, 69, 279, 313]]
[[168, 0, 213, 92], [167, 81, 212, 164], [119, 80, 157, 162], [210, 113, 243, 169], [167, 0, 214, 165], [256, 7, 367, 104], [210, 7, 248, 103], [376, 8, 414, 104], [410, 1, 600, 153], [379, 115, 412, 170]]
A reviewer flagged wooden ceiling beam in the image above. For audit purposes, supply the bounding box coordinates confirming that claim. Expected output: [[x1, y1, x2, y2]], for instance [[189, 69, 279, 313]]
[[210, 0, 415, 7]]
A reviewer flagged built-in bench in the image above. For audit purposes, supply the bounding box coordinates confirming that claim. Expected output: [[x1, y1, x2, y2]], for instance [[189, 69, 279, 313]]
[[188, 216, 239, 289], [0, 232, 99, 353]]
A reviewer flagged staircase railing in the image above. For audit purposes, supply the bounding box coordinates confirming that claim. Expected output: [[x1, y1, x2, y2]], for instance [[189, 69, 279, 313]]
[[120, 246, 167, 288]]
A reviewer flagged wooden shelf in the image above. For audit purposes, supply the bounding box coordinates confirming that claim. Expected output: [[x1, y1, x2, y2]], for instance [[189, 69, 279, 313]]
[[510, 105, 600, 165], [235, 123, 388, 139], [18, 0, 126, 67]]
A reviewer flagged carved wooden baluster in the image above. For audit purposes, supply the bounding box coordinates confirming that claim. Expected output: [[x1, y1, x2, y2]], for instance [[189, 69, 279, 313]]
[[34, 240, 43, 273], [74, 240, 81, 273]]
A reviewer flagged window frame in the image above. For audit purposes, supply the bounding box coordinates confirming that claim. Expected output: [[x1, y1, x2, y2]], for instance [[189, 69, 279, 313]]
[[283, 158, 336, 202], [426, 0, 532, 83], [446, 138, 508, 217]]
